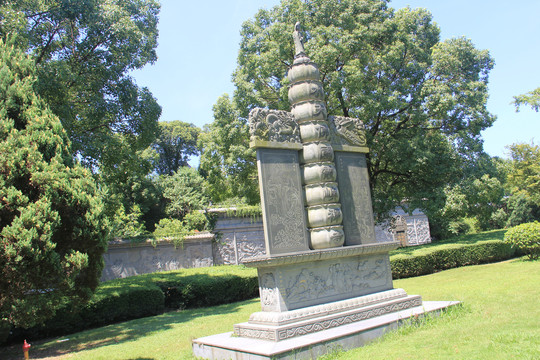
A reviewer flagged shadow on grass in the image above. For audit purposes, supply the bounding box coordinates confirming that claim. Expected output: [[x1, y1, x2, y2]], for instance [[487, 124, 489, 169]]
[[1, 299, 257, 360]]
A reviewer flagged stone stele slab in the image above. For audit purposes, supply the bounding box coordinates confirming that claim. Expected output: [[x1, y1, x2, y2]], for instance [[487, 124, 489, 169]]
[[334, 152, 377, 246], [256, 148, 310, 256]]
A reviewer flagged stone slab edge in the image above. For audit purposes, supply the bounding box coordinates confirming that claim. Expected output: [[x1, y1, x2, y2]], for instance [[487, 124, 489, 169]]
[[250, 139, 303, 150], [107, 232, 214, 248], [192, 300, 460, 360], [234, 294, 423, 341], [246, 288, 408, 326], [242, 241, 400, 268]]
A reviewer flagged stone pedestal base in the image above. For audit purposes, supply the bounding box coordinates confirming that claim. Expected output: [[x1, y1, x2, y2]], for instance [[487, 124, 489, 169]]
[[234, 289, 420, 341], [192, 300, 459, 360]]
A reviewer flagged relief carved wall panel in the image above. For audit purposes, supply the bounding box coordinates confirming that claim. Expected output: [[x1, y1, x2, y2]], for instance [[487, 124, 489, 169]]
[[258, 254, 393, 312], [257, 149, 310, 255]]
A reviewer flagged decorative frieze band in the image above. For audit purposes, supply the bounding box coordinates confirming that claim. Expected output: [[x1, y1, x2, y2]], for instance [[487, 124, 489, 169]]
[[234, 294, 423, 341], [242, 241, 400, 268]]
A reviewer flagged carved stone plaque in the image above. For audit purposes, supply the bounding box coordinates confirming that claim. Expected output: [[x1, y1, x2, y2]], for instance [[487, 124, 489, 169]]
[[334, 152, 376, 245], [257, 253, 393, 311], [257, 148, 310, 255]]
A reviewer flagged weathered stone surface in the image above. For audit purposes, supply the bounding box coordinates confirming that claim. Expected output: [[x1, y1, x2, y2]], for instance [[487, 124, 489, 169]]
[[243, 242, 399, 268], [300, 142, 334, 163], [191, 23, 446, 360], [287, 61, 320, 83], [248, 288, 408, 326], [328, 115, 367, 148], [291, 101, 327, 123], [235, 293, 423, 341], [249, 108, 301, 147], [288, 81, 325, 103], [299, 121, 330, 142], [101, 235, 214, 281], [306, 204, 343, 228], [301, 162, 337, 184], [309, 226, 345, 249], [212, 216, 266, 265], [256, 254, 393, 312], [304, 182, 339, 206], [374, 208, 432, 246], [257, 148, 310, 255], [334, 152, 377, 245]]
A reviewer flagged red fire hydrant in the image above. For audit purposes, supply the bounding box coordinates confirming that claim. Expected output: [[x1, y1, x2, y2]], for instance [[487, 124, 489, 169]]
[[23, 339, 31, 360]]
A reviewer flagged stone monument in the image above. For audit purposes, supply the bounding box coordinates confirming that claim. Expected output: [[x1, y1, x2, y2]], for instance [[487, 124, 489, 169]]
[[193, 23, 458, 360]]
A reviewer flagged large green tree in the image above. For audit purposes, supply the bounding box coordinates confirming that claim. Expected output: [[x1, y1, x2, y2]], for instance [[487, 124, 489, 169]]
[[154, 120, 200, 176], [158, 167, 209, 220], [200, 0, 495, 220], [506, 142, 540, 204], [0, 0, 162, 175], [199, 95, 258, 204], [0, 39, 108, 328]]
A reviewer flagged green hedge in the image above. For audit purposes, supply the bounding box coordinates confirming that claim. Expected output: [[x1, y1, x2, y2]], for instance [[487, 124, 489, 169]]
[[390, 240, 516, 279], [9, 281, 164, 342], [7, 266, 257, 344]]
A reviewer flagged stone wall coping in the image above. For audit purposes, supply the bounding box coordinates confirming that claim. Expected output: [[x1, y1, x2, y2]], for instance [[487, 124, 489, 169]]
[[242, 241, 399, 267], [214, 223, 263, 232], [108, 232, 214, 248], [205, 207, 261, 214]]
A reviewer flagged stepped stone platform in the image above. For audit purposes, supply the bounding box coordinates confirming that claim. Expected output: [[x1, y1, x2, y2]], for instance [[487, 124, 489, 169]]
[[193, 300, 458, 359]]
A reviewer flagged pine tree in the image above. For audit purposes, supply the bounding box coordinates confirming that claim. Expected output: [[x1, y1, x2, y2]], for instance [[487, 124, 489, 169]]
[[0, 39, 109, 329]]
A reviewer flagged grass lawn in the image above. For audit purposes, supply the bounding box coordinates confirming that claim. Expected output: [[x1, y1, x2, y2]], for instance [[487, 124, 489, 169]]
[[2, 256, 537, 359]]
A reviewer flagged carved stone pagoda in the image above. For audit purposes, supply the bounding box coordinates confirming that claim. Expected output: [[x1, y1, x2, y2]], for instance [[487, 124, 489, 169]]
[[193, 22, 458, 360]]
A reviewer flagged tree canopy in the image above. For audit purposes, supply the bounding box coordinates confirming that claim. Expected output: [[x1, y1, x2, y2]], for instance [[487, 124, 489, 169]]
[[513, 87, 540, 112], [200, 0, 495, 219], [199, 95, 258, 204], [153, 120, 200, 176], [506, 142, 540, 204], [0, 39, 108, 328], [0, 0, 165, 234], [0, 0, 162, 171]]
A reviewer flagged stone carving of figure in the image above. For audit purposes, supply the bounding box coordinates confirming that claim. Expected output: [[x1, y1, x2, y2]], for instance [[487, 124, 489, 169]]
[[293, 21, 305, 56]]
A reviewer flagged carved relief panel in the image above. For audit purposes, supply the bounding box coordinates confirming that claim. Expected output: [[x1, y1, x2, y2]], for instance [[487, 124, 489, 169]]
[[257, 254, 393, 312], [257, 148, 310, 255]]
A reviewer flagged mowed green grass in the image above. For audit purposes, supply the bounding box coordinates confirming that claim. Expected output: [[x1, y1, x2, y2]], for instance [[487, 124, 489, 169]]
[[2, 257, 538, 359], [330, 257, 539, 360]]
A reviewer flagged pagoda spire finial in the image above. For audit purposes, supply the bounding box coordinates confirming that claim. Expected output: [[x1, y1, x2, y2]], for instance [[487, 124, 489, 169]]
[[293, 22, 305, 56]]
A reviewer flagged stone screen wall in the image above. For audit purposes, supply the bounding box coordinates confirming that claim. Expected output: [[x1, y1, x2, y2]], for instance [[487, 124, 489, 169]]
[[101, 210, 430, 281], [101, 233, 214, 281], [212, 216, 266, 265]]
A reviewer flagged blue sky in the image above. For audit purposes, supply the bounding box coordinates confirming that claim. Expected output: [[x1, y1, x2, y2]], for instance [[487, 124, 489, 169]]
[[131, 0, 540, 160]]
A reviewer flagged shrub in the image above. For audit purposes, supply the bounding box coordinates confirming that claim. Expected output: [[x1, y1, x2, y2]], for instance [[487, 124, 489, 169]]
[[8, 280, 164, 343], [0, 38, 108, 329], [504, 222, 540, 260], [505, 194, 540, 227], [391, 240, 516, 279], [153, 218, 186, 238], [183, 211, 210, 231], [447, 217, 479, 236], [141, 266, 259, 310]]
